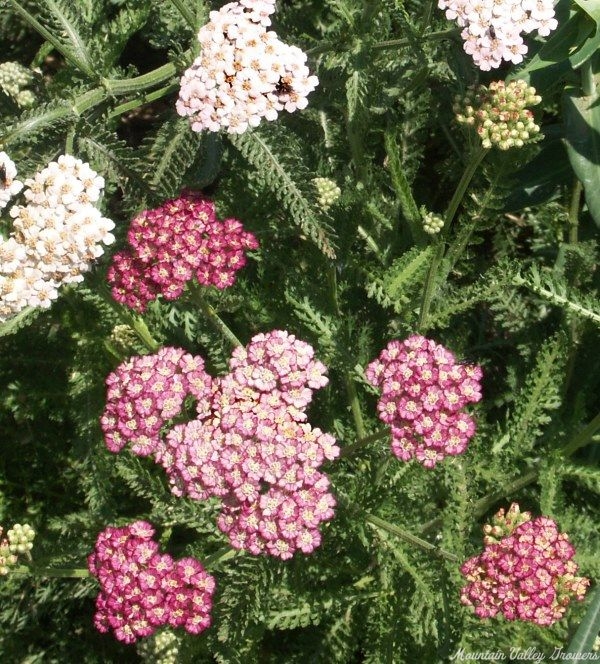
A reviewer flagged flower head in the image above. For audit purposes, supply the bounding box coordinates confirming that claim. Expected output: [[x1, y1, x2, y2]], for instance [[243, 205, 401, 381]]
[[460, 504, 589, 625], [177, 0, 318, 133], [88, 521, 215, 644], [366, 335, 482, 468], [108, 192, 258, 312]]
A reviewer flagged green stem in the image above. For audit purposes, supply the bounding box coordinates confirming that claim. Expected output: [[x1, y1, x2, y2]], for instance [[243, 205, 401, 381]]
[[417, 146, 488, 332], [102, 61, 181, 95], [131, 316, 161, 353], [167, 0, 198, 30], [11, 565, 90, 578], [371, 28, 461, 51], [364, 513, 460, 563], [345, 373, 367, 440], [190, 286, 242, 348], [340, 427, 390, 457], [107, 83, 179, 119], [561, 411, 600, 457], [568, 178, 583, 246]]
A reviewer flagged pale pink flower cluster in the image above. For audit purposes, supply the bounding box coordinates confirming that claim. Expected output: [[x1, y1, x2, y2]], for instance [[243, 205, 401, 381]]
[[366, 335, 482, 468], [461, 504, 589, 625], [438, 0, 558, 70], [108, 192, 258, 312], [88, 521, 216, 644], [101, 331, 339, 559], [0, 155, 115, 322], [176, 0, 319, 134], [100, 346, 213, 457]]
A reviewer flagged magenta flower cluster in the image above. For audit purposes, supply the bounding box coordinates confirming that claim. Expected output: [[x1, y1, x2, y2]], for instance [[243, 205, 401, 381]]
[[365, 335, 482, 468], [107, 192, 258, 312], [460, 504, 589, 626], [88, 520, 216, 644], [101, 330, 340, 559]]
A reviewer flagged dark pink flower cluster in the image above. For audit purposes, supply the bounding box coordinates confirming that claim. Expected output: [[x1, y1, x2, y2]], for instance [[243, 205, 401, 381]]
[[88, 521, 216, 644], [460, 504, 589, 626], [100, 347, 212, 457], [365, 335, 482, 468], [107, 192, 258, 312], [101, 331, 339, 559]]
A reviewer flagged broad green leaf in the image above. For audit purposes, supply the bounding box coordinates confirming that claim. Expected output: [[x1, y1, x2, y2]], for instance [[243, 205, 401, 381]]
[[563, 88, 600, 227], [565, 587, 600, 655], [573, 0, 600, 25]]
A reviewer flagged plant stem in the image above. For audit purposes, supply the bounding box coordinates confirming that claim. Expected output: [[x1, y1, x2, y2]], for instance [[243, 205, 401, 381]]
[[11, 565, 90, 578], [345, 373, 367, 440], [417, 146, 488, 332], [568, 178, 582, 245], [561, 411, 600, 457], [202, 547, 240, 568], [371, 28, 461, 51], [340, 427, 390, 457], [190, 286, 242, 348], [107, 84, 179, 119], [364, 513, 460, 563], [167, 0, 198, 30]]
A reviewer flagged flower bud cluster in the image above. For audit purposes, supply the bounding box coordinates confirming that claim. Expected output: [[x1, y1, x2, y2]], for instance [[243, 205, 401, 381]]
[[422, 211, 444, 235], [456, 80, 542, 150], [438, 0, 557, 70], [0, 154, 115, 322], [108, 192, 258, 312], [312, 177, 341, 211], [460, 504, 589, 626], [137, 629, 180, 664], [176, 0, 319, 134], [0, 61, 36, 107], [88, 521, 216, 644], [366, 335, 482, 468], [0, 523, 35, 575], [102, 330, 339, 559]]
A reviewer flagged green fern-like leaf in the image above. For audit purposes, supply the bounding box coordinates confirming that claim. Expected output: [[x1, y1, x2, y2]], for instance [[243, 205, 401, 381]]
[[228, 125, 337, 259], [495, 333, 567, 456]]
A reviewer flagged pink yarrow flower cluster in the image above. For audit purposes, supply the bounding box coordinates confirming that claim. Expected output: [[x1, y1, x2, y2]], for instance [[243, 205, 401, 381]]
[[88, 521, 216, 644], [101, 331, 339, 559], [108, 192, 258, 312], [438, 0, 558, 70], [100, 347, 213, 457], [460, 504, 589, 625], [366, 335, 482, 468]]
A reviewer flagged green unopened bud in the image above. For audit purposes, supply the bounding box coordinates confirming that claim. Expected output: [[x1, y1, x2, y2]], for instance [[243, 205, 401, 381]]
[[0, 61, 36, 107], [421, 210, 444, 235], [312, 177, 341, 211]]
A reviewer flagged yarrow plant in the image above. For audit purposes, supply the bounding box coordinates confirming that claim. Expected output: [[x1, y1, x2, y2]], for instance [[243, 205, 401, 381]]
[[0, 523, 35, 575], [0, 154, 114, 321], [437, 0, 558, 70], [176, 0, 319, 133], [0, 61, 36, 108], [366, 335, 482, 468], [101, 330, 339, 559], [88, 521, 216, 644], [107, 192, 258, 312], [312, 177, 341, 211], [460, 504, 590, 625], [456, 79, 542, 150]]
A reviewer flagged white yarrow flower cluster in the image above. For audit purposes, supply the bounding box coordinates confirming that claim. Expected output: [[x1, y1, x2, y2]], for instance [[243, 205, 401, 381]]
[[438, 0, 558, 70], [176, 0, 319, 134], [0, 155, 115, 322], [0, 152, 23, 210]]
